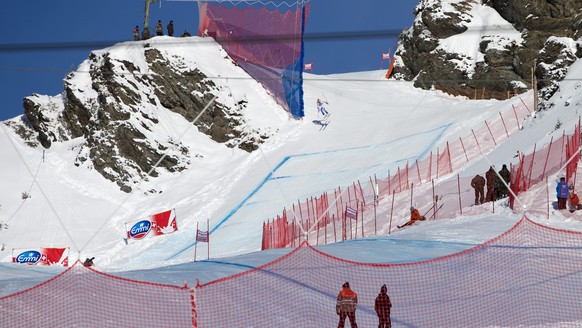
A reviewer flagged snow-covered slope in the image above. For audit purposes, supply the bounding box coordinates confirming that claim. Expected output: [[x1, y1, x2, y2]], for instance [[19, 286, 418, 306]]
[[0, 35, 581, 277]]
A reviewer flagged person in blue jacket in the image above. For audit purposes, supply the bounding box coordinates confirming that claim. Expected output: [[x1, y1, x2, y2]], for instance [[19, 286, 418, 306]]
[[556, 177, 569, 209]]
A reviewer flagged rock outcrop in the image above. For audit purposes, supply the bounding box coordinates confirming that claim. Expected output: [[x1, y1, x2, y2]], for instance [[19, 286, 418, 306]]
[[19, 41, 270, 192], [393, 0, 582, 101]]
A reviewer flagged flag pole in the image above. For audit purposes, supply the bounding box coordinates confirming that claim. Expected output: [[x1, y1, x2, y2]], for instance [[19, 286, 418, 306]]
[[207, 218, 210, 260], [194, 221, 198, 262]]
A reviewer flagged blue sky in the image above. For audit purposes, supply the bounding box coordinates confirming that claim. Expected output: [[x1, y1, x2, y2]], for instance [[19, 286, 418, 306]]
[[0, 0, 417, 121]]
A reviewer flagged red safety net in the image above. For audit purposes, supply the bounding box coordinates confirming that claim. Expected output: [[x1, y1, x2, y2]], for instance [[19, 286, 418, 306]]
[[0, 262, 194, 327], [263, 96, 537, 249], [200, 216, 582, 327], [509, 119, 581, 209], [198, 0, 309, 117]]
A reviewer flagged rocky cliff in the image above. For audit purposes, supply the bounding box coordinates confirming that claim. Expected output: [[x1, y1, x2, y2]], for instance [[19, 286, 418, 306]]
[[13, 39, 274, 192], [393, 0, 582, 103]]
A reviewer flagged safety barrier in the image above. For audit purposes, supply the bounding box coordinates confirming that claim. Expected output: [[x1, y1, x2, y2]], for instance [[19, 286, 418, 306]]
[[0, 263, 195, 327], [510, 119, 581, 209], [263, 95, 537, 249]]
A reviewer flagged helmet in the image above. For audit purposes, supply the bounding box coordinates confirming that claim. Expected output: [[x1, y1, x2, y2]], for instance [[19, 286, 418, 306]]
[[410, 206, 415, 211]]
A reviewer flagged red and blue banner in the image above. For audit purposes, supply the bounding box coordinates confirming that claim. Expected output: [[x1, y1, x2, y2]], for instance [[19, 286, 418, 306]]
[[12, 247, 69, 266], [125, 209, 178, 242]]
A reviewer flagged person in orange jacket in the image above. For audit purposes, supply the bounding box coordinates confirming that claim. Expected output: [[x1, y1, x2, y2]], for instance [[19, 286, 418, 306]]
[[336, 281, 358, 328], [398, 206, 426, 229]]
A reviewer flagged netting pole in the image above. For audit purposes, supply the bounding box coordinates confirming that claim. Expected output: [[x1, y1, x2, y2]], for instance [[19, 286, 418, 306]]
[[458, 174, 463, 215], [332, 213, 337, 243], [512, 105, 521, 130], [292, 219, 296, 248], [406, 161, 410, 189], [194, 221, 199, 260], [361, 201, 364, 238], [310, 197, 317, 245], [499, 112, 510, 139], [432, 179, 436, 219], [427, 151, 433, 181], [398, 167, 402, 192], [292, 204, 297, 247], [370, 175, 377, 235], [388, 190, 395, 234], [304, 198, 310, 244], [541, 137, 553, 181], [560, 130, 566, 169], [520, 96, 532, 113], [492, 192, 495, 214], [349, 204, 353, 240], [459, 137, 469, 162], [297, 199, 304, 239], [416, 160, 422, 184], [261, 221, 265, 251], [357, 180, 365, 206], [324, 198, 328, 245], [527, 143, 537, 188], [547, 177, 550, 219], [410, 183, 414, 209], [342, 205, 346, 241], [471, 129, 483, 155], [447, 142, 453, 173], [387, 169, 391, 197], [436, 148, 440, 179], [485, 121, 497, 146], [315, 202, 320, 246], [354, 202, 359, 239]]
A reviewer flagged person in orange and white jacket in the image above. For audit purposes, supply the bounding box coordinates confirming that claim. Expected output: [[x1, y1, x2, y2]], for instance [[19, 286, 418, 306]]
[[336, 281, 358, 328]]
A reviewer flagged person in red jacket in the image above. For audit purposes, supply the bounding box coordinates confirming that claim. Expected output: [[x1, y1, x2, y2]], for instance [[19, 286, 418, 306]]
[[398, 206, 426, 228], [374, 284, 392, 328], [485, 166, 496, 202], [471, 174, 486, 205], [336, 282, 358, 328]]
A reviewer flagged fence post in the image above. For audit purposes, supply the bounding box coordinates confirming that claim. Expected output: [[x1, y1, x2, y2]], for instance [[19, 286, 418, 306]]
[[546, 177, 550, 219], [512, 105, 521, 130], [397, 166, 402, 192], [416, 160, 422, 184], [560, 130, 566, 169], [361, 201, 364, 238], [485, 121, 497, 146], [388, 190, 395, 234], [527, 144, 537, 188], [458, 174, 463, 215], [431, 180, 436, 220], [436, 148, 440, 179], [410, 183, 414, 209], [499, 112, 510, 139], [459, 137, 469, 162], [541, 137, 553, 181], [427, 151, 433, 181], [447, 142, 453, 174], [520, 97, 532, 114], [472, 129, 483, 155], [387, 169, 391, 197]]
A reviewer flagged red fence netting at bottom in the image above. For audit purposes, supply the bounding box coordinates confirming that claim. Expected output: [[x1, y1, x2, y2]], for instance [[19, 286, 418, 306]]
[[3, 216, 582, 327], [197, 216, 582, 327], [0, 261, 194, 327]]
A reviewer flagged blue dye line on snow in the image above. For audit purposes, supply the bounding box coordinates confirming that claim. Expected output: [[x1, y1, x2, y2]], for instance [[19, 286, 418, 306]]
[[166, 156, 292, 260], [166, 122, 453, 260]]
